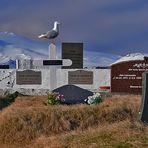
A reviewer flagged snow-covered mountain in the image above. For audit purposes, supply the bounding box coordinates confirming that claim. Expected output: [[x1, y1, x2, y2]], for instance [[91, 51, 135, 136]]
[[84, 51, 119, 68], [0, 31, 120, 67], [0, 32, 48, 60], [111, 53, 148, 65]]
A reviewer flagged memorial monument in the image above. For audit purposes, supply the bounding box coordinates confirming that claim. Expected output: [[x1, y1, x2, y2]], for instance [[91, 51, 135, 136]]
[[38, 21, 60, 90], [111, 59, 148, 94], [38, 21, 72, 90]]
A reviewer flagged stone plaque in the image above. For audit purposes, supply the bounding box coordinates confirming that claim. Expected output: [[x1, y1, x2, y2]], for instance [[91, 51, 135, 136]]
[[62, 43, 83, 69], [111, 60, 148, 93], [68, 70, 93, 84], [16, 70, 41, 85], [53, 85, 93, 104]]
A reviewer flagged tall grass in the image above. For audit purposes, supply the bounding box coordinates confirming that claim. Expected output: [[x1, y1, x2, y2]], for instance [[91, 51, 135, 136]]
[[0, 94, 145, 148]]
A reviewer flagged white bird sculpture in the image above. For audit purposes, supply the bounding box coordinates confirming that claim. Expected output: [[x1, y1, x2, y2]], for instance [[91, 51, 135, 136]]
[[38, 21, 60, 42]]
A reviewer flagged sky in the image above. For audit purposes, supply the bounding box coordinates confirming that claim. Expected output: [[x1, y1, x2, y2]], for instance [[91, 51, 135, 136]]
[[0, 0, 148, 55]]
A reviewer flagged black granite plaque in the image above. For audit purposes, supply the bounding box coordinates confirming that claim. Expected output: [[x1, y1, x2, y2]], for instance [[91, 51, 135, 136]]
[[68, 70, 93, 84], [0, 65, 9, 69], [140, 72, 148, 123], [43, 60, 63, 65], [16, 70, 41, 85], [53, 85, 93, 104], [62, 43, 83, 68]]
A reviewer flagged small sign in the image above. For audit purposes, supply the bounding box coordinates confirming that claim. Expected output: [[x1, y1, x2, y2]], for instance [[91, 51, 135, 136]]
[[68, 70, 93, 84], [43, 60, 63, 65], [16, 70, 41, 85], [0, 65, 9, 69]]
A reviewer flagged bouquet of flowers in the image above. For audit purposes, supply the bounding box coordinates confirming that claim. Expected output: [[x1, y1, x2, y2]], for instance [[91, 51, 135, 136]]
[[84, 92, 102, 105], [47, 92, 65, 105]]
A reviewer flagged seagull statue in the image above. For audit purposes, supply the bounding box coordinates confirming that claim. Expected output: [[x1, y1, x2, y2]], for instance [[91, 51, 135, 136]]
[[38, 21, 60, 43]]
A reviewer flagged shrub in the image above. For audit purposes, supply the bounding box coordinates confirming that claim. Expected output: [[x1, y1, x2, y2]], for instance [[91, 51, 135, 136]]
[[84, 93, 102, 105], [47, 92, 65, 105], [0, 91, 22, 110]]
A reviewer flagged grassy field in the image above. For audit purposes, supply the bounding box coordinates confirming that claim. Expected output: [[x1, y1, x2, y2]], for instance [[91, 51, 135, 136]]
[[0, 94, 148, 148]]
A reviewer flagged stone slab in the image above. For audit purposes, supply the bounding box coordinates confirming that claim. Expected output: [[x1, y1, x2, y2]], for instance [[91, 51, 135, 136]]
[[62, 43, 83, 69], [140, 72, 148, 123], [111, 60, 148, 93], [16, 70, 41, 85], [53, 84, 93, 104], [68, 70, 93, 84]]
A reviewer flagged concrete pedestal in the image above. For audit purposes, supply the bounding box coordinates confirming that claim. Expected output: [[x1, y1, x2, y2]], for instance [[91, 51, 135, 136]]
[[49, 44, 57, 90]]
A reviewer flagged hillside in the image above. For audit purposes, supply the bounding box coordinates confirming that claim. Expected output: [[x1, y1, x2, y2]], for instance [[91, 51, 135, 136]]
[[0, 32, 119, 67], [0, 94, 148, 148]]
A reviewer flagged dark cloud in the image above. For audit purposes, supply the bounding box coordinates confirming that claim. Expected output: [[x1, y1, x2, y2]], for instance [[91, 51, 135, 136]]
[[0, 0, 148, 55]]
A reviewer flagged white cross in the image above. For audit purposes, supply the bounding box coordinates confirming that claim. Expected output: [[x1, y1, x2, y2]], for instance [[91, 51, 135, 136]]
[[48, 43, 72, 90]]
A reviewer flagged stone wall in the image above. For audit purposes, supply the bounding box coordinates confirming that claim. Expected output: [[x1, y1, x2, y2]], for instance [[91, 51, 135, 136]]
[[0, 69, 110, 95]]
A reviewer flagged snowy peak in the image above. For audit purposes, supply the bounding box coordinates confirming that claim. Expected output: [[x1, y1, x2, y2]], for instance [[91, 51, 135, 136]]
[[84, 51, 119, 67], [0, 31, 41, 47], [0, 31, 135, 67], [0, 31, 48, 61], [0, 53, 31, 65], [14, 54, 31, 60], [0, 54, 10, 64], [112, 53, 148, 65]]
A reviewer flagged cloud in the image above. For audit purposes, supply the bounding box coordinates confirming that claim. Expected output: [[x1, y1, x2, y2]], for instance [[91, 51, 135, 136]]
[[0, 0, 148, 55]]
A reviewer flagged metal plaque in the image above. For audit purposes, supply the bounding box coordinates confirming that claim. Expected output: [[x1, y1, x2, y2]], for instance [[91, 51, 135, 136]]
[[16, 70, 41, 85], [68, 70, 93, 84]]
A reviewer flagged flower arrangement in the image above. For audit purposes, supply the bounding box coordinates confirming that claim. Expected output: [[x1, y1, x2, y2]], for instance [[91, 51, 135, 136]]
[[84, 92, 102, 105], [47, 92, 65, 105]]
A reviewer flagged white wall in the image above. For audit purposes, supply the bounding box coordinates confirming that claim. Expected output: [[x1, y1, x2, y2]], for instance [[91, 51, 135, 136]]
[[0, 69, 110, 93], [57, 69, 110, 91]]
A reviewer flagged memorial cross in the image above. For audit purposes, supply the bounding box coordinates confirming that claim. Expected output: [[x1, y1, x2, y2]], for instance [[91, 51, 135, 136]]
[[48, 43, 72, 90]]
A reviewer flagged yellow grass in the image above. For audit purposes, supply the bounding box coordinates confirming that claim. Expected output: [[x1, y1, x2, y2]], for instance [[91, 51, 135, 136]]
[[0, 94, 147, 148]]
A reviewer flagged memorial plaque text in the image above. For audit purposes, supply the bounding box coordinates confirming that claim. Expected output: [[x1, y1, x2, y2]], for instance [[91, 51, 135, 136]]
[[68, 70, 93, 84], [16, 70, 41, 85]]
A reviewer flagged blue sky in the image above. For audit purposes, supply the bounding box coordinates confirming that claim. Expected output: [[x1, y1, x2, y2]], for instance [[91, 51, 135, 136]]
[[0, 0, 148, 55]]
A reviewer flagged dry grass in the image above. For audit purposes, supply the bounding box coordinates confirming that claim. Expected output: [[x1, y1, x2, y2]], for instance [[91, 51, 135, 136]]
[[0, 94, 147, 148], [32, 119, 148, 148]]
